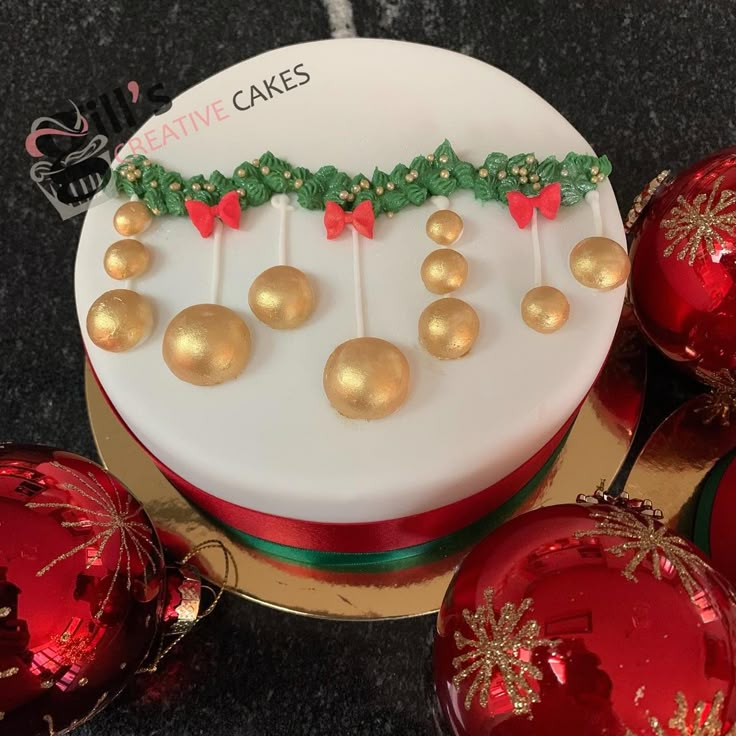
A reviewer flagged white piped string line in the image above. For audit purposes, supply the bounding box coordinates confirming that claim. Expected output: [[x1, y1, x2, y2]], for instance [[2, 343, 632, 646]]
[[270, 194, 294, 266], [125, 193, 140, 290], [530, 208, 543, 287], [323, 0, 357, 38], [585, 190, 604, 237], [210, 220, 223, 304], [353, 228, 365, 338]]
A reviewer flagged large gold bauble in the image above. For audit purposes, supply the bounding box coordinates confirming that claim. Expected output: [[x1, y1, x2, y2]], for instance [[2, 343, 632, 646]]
[[162, 304, 251, 386], [323, 337, 410, 420], [420, 249, 468, 294], [521, 285, 570, 333], [104, 239, 151, 280], [113, 201, 153, 237], [248, 265, 315, 329], [86, 289, 154, 352], [425, 209, 464, 247], [569, 236, 631, 291], [418, 297, 479, 359]]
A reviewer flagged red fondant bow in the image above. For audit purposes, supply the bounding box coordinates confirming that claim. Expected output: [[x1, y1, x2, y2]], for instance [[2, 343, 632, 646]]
[[185, 190, 242, 238], [507, 183, 562, 229], [324, 200, 375, 240]]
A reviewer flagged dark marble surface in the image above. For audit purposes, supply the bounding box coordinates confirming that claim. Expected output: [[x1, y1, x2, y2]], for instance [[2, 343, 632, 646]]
[[0, 1, 729, 733]]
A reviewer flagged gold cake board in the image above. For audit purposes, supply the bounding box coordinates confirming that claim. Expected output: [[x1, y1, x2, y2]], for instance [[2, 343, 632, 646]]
[[85, 308, 646, 620]]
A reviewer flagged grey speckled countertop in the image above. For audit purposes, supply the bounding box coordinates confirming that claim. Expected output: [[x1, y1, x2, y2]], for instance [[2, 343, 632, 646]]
[[0, 1, 730, 734]]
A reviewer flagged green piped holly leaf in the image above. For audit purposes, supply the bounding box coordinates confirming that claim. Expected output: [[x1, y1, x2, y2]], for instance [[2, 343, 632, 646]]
[[371, 168, 390, 189], [314, 165, 338, 186], [427, 173, 458, 197], [474, 176, 493, 202], [404, 183, 428, 206], [482, 152, 509, 176], [389, 163, 410, 188], [432, 139, 459, 167], [598, 155, 613, 177], [141, 163, 164, 187], [536, 156, 561, 185], [259, 151, 289, 171], [507, 153, 530, 173], [497, 176, 520, 204], [296, 178, 325, 210], [383, 190, 408, 211], [263, 170, 289, 193], [453, 162, 476, 189], [242, 177, 270, 206], [560, 179, 597, 206], [116, 176, 137, 197], [209, 170, 229, 192], [324, 172, 352, 202], [290, 166, 311, 182], [409, 155, 432, 182], [354, 188, 379, 213], [143, 188, 164, 213], [163, 189, 186, 216]]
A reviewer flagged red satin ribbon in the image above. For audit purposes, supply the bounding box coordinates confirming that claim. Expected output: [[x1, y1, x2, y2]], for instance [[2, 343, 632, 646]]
[[324, 200, 375, 239], [87, 362, 575, 554], [185, 190, 242, 238], [507, 182, 561, 229]]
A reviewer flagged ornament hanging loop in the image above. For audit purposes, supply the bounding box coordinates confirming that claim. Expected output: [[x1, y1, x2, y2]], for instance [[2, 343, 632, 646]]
[[137, 539, 237, 674]]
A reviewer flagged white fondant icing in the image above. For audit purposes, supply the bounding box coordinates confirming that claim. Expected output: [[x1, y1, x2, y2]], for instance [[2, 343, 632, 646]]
[[75, 40, 626, 524]]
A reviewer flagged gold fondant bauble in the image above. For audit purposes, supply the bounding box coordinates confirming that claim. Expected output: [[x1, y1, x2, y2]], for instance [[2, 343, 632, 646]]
[[323, 337, 410, 420], [86, 289, 154, 352], [569, 236, 631, 290], [418, 297, 479, 359], [521, 285, 570, 333], [104, 239, 151, 280], [162, 304, 251, 386], [248, 265, 315, 329], [420, 249, 468, 294], [113, 201, 153, 237], [425, 209, 464, 247]]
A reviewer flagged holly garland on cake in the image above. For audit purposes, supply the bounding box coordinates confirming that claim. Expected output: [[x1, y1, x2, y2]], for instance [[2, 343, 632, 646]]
[[112, 139, 612, 217]]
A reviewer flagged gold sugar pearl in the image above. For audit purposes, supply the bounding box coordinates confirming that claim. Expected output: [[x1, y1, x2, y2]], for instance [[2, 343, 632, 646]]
[[260, 166, 270, 175], [191, 183, 202, 191], [163, 304, 251, 386], [497, 170, 507, 180], [323, 337, 410, 420], [104, 239, 151, 280], [375, 186, 384, 195], [283, 170, 292, 179], [426, 153, 435, 162], [294, 179, 303, 188], [339, 190, 349, 200], [570, 237, 630, 291], [439, 169, 450, 179], [360, 179, 370, 189], [113, 201, 153, 236], [204, 183, 215, 192], [352, 184, 362, 193], [439, 154, 449, 164], [237, 168, 246, 177], [169, 182, 182, 191], [421, 249, 468, 294], [419, 297, 480, 359], [521, 286, 570, 333], [237, 188, 246, 197], [525, 154, 536, 165], [478, 168, 489, 178], [387, 182, 395, 191], [87, 289, 154, 352], [150, 180, 158, 188], [426, 209, 464, 246]]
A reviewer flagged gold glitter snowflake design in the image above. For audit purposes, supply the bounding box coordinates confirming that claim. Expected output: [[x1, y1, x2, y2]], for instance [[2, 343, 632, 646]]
[[575, 507, 706, 595], [661, 175, 736, 265], [626, 691, 736, 736], [27, 462, 161, 619], [452, 588, 558, 715]]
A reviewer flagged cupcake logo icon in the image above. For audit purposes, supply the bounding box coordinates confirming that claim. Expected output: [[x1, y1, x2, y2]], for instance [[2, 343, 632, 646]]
[[26, 101, 111, 221], [26, 81, 172, 220]]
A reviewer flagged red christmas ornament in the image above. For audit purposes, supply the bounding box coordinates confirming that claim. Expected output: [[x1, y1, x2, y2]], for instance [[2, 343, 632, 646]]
[[434, 503, 736, 736], [629, 148, 736, 389], [0, 445, 198, 736]]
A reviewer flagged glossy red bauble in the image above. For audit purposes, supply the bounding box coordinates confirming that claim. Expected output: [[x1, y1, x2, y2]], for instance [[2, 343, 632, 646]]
[[0, 445, 166, 736], [629, 148, 736, 388], [434, 503, 736, 736]]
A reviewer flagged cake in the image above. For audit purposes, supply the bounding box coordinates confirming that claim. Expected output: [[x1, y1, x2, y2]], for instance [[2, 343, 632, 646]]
[[75, 39, 627, 569]]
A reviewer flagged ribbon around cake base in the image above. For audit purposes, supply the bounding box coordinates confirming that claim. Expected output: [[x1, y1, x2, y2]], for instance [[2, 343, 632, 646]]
[[87, 363, 575, 563]]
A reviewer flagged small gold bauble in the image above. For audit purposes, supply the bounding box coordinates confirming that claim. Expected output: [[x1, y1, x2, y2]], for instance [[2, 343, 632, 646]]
[[425, 209, 464, 247], [104, 239, 151, 280], [86, 289, 154, 352], [113, 201, 153, 236], [569, 236, 631, 291], [521, 286, 570, 333], [420, 249, 468, 294], [248, 265, 315, 329], [323, 337, 410, 420], [162, 304, 251, 386], [418, 297, 479, 359]]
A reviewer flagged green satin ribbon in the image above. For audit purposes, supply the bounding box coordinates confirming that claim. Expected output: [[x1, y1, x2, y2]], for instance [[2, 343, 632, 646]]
[[221, 429, 570, 572], [693, 448, 736, 554]]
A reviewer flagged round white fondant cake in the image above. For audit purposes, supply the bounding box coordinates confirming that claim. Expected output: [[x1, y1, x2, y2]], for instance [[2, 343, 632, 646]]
[[75, 40, 626, 560]]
